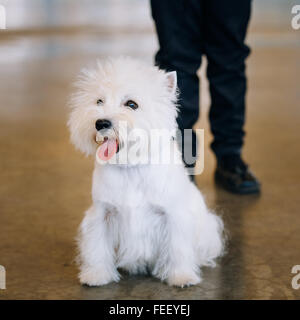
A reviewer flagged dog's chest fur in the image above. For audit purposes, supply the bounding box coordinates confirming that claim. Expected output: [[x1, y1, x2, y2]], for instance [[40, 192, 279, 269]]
[[92, 164, 169, 269], [92, 163, 169, 208]]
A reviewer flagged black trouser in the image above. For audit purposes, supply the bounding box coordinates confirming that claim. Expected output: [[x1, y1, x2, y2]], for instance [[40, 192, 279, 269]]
[[151, 0, 251, 166]]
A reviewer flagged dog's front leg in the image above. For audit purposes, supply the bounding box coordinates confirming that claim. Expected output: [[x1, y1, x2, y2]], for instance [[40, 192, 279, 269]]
[[77, 205, 119, 286], [163, 203, 201, 287]]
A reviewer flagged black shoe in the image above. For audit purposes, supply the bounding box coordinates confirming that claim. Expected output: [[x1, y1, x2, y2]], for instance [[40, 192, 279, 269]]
[[215, 154, 261, 195]]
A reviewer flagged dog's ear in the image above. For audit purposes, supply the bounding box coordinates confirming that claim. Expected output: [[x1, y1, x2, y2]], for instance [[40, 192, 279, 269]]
[[166, 71, 177, 95]]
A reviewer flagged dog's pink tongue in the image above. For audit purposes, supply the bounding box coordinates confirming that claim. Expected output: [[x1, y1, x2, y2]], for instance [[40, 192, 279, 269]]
[[97, 139, 117, 161]]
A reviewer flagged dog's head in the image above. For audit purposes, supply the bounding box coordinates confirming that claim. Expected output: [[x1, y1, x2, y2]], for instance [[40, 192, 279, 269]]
[[68, 57, 178, 161]]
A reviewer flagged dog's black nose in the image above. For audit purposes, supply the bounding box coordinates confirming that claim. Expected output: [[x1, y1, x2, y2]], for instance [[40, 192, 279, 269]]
[[95, 119, 112, 131]]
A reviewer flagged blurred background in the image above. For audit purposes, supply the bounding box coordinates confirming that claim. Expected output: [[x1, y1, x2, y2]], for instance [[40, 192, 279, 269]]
[[0, 0, 299, 299]]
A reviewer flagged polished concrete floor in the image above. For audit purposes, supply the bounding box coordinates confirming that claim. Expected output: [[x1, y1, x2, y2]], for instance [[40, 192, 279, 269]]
[[0, 1, 300, 299]]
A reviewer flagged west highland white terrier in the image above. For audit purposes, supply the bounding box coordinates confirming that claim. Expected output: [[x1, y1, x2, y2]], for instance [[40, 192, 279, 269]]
[[68, 57, 224, 287]]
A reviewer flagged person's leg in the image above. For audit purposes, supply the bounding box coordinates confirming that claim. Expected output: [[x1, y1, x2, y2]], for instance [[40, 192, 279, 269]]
[[203, 0, 251, 158], [204, 0, 260, 194], [151, 0, 204, 170]]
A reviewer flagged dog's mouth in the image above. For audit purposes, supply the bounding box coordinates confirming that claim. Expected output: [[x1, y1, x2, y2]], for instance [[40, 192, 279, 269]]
[[95, 135, 120, 161]]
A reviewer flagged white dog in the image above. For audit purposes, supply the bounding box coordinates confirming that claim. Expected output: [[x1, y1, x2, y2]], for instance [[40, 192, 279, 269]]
[[68, 57, 224, 287]]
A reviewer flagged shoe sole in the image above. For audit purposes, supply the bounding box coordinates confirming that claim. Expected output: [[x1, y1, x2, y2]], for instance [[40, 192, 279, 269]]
[[214, 172, 261, 195]]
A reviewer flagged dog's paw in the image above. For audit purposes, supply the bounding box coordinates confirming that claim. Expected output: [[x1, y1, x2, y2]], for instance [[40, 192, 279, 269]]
[[79, 267, 120, 286], [167, 271, 201, 288]]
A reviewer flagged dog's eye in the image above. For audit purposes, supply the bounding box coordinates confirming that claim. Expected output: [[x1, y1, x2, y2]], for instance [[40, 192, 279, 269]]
[[96, 99, 104, 106], [125, 100, 138, 110]]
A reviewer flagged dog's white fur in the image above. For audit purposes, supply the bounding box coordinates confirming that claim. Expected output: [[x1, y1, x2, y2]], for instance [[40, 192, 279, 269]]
[[68, 57, 224, 287]]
